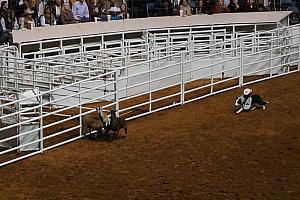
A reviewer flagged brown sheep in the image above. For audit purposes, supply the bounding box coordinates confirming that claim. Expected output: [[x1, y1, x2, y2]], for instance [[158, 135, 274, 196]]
[[74, 114, 103, 139]]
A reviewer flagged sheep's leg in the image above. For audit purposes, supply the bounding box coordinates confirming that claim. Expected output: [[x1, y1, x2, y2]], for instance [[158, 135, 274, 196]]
[[83, 126, 87, 139], [97, 127, 103, 139], [111, 130, 119, 141], [103, 129, 110, 140], [110, 131, 116, 141], [115, 130, 120, 140], [89, 127, 96, 140]]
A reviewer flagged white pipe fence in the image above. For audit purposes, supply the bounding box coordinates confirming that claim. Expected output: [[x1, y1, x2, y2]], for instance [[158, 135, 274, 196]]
[[0, 23, 299, 167]]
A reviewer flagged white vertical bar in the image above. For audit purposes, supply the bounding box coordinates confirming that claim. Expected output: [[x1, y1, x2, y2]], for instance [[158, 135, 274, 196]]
[[39, 92, 43, 153], [298, 26, 300, 71], [14, 54, 18, 89], [80, 37, 84, 53], [114, 69, 119, 116], [210, 34, 215, 94], [239, 38, 244, 86], [79, 82, 82, 137], [148, 44, 152, 112], [270, 32, 274, 77], [287, 29, 291, 73], [33, 60, 36, 89], [149, 73, 152, 111], [17, 93, 21, 153], [180, 52, 184, 105]]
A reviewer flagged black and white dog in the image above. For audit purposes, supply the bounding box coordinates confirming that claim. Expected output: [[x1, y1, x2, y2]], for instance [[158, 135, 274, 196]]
[[234, 88, 269, 114]]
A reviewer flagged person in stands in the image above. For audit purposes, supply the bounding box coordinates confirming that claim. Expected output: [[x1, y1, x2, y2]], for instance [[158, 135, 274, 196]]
[[118, 3, 128, 19], [159, 0, 173, 16], [177, 0, 192, 16], [228, 0, 241, 12], [212, 0, 230, 13], [61, 2, 76, 24], [72, 0, 90, 22], [244, 0, 259, 11]]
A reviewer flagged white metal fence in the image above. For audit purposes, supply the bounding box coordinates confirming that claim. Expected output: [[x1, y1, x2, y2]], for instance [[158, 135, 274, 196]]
[[0, 23, 299, 167]]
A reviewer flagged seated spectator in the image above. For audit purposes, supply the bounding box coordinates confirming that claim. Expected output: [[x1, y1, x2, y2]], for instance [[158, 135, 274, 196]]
[[108, 0, 120, 20], [228, 0, 241, 12], [7, 9, 19, 30], [101, 0, 111, 12], [213, 0, 230, 13], [159, 0, 173, 16], [90, 1, 100, 20], [28, 0, 38, 22], [196, 0, 204, 14], [177, 0, 192, 16], [61, 2, 76, 24], [263, 0, 271, 11], [118, 3, 129, 19], [53, 0, 63, 25], [244, 0, 259, 12], [19, 8, 35, 29], [188, 0, 197, 14], [72, 0, 89, 22], [238, 0, 247, 11], [202, 0, 214, 14], [43, 4, 55, 25]]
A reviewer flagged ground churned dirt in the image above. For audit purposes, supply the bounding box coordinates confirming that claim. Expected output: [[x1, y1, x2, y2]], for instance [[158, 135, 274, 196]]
[[0, 72, 300, 200]]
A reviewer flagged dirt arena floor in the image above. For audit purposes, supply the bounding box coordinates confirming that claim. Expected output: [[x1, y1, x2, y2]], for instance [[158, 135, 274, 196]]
[[0, 72, 300, 200]]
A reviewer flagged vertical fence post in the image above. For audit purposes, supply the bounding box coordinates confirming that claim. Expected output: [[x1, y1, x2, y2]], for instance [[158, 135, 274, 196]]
[[298, 25, 300, 71], [16, 93, 21, 153], [32, 60, 36, 89], [239, 38, 244, 87], [210, 34, 215, 94], [79, 82, 82, 137], [270, 32, 274, 77], [14, 52, 18, 89], [148, 44, 152, 112], [39, 92, 43, 153], [180, 51, 185, 105], [114, 69, 119, 117]]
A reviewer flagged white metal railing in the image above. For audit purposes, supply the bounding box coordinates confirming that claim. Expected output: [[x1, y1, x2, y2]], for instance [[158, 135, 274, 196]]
[[0, 23, 299, 167], [18, 22, 279, 59]]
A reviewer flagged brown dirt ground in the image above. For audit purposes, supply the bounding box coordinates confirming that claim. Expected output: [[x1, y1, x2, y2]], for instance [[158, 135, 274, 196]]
[[0, 72, 300, 200]]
